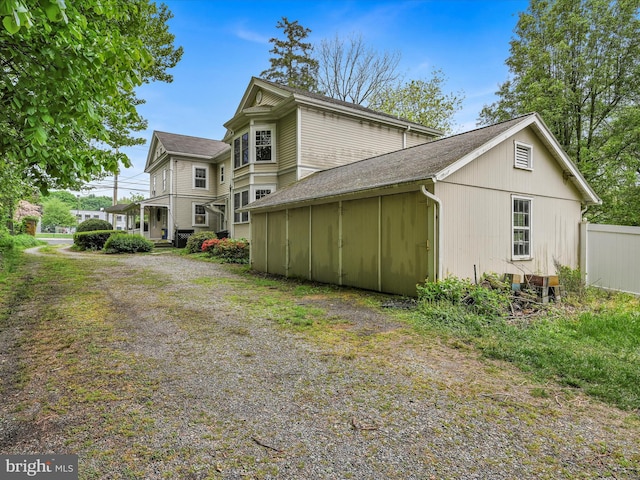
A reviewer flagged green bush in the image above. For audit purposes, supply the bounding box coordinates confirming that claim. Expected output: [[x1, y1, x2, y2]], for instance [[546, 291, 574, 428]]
[[77, 218, 113, 232], [417, 276, 511, 319], [185, 231, 217, 254], [201, 238, 250, 263], [104, 233, 153, 254], [73, 230, 117, 250]]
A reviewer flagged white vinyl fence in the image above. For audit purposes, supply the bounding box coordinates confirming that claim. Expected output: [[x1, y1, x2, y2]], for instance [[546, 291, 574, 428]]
[[580, 223, 640, 295]]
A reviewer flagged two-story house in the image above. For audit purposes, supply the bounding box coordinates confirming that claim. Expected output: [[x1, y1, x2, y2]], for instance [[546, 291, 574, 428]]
[[220, 77, 441, 239], [130, 77, 441, 244]]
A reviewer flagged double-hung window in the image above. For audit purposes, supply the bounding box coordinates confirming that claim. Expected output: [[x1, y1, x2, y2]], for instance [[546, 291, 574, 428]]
[[193, 204, 207, 226], [194, 166, 208, 189], [234, 190, 249, 223], [512, 196, 532, 260]]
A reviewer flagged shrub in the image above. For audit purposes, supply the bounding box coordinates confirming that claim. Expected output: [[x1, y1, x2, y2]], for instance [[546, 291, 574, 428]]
[[104, 233, 153, 254], [77, 218, 113, 232], [74, 230, 117, 250], [185, 231, 217, 254], [417, 276, 511, 319], [201, 238, 249, 263]]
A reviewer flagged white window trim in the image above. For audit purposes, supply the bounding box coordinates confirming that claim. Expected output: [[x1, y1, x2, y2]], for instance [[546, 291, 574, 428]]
[[233, 130, 250, 169], [162, 169, 167, 192], [193, 164, 209, 190], [253, 124, 276, 164], [233, 189, 250, 224], [511, 195, 533, 260], [252, 184, 276, 202], [192, 202, 208, 227], [514, 141, 533, 170], [152, 175, 157, 197], [219, 164, 225, 184]]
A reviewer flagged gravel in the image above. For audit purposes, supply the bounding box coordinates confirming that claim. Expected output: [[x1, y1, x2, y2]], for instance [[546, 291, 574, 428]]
[[1, 248, 638, 479]]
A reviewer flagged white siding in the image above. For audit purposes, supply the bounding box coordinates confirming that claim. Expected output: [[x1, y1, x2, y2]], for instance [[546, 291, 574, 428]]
[[436, 127, 584, 280], [582, 224, 640, 295]]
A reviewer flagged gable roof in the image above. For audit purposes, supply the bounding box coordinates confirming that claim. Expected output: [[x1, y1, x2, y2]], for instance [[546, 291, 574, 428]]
[[247, 113, 600, 211], [145, 131, 230, 172], [224, 77, 442, 139]]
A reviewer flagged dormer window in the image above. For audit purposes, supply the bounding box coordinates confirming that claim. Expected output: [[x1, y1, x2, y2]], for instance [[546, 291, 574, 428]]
[[514, 141, 533, 170]]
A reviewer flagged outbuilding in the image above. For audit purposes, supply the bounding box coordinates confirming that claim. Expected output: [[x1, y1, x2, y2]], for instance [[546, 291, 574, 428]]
[[246, 114, 601, 296]]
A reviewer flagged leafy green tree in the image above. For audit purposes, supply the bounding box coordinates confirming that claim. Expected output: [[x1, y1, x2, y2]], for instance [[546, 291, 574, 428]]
[[80, 195, 112, 211], [45, 191, 79, 209], [261, 17, 318, 91], [0, 0, 182, 206], [369, 70, 464, 133], [41, 198, 77, 230], [479, 0, 640, 224]]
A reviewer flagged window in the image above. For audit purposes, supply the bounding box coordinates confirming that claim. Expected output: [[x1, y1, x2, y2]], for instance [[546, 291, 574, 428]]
[[514, 141, 533, 170], [193, 204, 207, 226], [255, 188, 272, 200], [152, 175, 157, 196], [194, 166, 208, 189], [220, 165, 225, 184], [233, 133, 250, 168], [234, 190, 249, 223], [162, 169, 167, 192], [255, 130, 272, 161], [512, 196, 532, 259]]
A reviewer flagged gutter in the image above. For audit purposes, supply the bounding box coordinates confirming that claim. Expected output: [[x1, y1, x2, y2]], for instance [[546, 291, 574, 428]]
[[420, 184, 443, 281]]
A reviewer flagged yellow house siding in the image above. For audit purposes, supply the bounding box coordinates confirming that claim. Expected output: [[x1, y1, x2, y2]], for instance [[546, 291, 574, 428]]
[[173, 157, 217, 197], [278, 111, 297, 173], [299, 107, 404, 170]]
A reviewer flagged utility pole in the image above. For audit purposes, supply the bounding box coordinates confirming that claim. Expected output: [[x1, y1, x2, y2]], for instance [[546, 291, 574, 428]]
[[113, 147, 119, 230]]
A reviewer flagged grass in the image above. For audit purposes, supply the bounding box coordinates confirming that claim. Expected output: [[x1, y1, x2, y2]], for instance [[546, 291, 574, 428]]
[[408, 287, 640, 411]]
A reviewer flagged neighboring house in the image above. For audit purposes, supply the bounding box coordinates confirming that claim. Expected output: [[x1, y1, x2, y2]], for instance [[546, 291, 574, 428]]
[[129, 77, 441, 243], [245, 113, 601, 296]]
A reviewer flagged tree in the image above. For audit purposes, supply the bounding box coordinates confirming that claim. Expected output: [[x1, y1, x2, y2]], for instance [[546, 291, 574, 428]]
[[316, 33, 401, 105], [261, 17, 318, 91], [41, 198, 77, 231], [0, 0, 183, 208], [369, 70, 464, 133], [479, 0, 640, 224]]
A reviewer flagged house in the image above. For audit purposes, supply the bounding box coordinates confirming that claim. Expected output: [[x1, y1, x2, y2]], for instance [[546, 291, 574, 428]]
[[131, 77, 441, 244], [245, 113, 601, 296], [139, 132, 230, 242]]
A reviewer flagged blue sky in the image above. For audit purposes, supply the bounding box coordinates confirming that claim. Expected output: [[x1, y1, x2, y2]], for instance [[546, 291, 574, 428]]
[[90, 0, 529, 198]]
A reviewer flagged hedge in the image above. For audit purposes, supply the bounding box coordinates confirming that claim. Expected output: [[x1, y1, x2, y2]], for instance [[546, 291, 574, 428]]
[[73, 230, 117, 250]]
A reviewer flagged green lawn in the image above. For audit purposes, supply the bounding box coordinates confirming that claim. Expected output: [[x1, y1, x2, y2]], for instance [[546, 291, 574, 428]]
[[408, 282, 640, 411]]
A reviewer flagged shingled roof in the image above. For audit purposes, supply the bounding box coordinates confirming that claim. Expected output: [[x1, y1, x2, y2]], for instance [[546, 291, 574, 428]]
[[247, 113, 599, 211], [154, 131, 229, 158]]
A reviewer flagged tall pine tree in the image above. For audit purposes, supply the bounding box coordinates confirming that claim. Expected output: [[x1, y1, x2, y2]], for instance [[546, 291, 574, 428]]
[[261, 17, 318, 91]]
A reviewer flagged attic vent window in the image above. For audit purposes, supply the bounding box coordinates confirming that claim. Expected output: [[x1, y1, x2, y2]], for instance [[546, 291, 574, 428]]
[[514, 141, 533, 170]]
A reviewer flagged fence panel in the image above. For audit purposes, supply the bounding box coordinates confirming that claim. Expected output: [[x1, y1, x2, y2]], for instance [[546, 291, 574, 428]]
[[582, 223, 640, 295]]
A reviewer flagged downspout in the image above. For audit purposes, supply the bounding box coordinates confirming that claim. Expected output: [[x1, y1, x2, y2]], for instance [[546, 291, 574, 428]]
[[403, 125, 411, 149], [420, 184, 442, 282]]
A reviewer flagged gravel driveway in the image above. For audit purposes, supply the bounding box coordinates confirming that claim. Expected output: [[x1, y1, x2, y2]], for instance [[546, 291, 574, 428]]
[[1, 248, 638, 479]]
